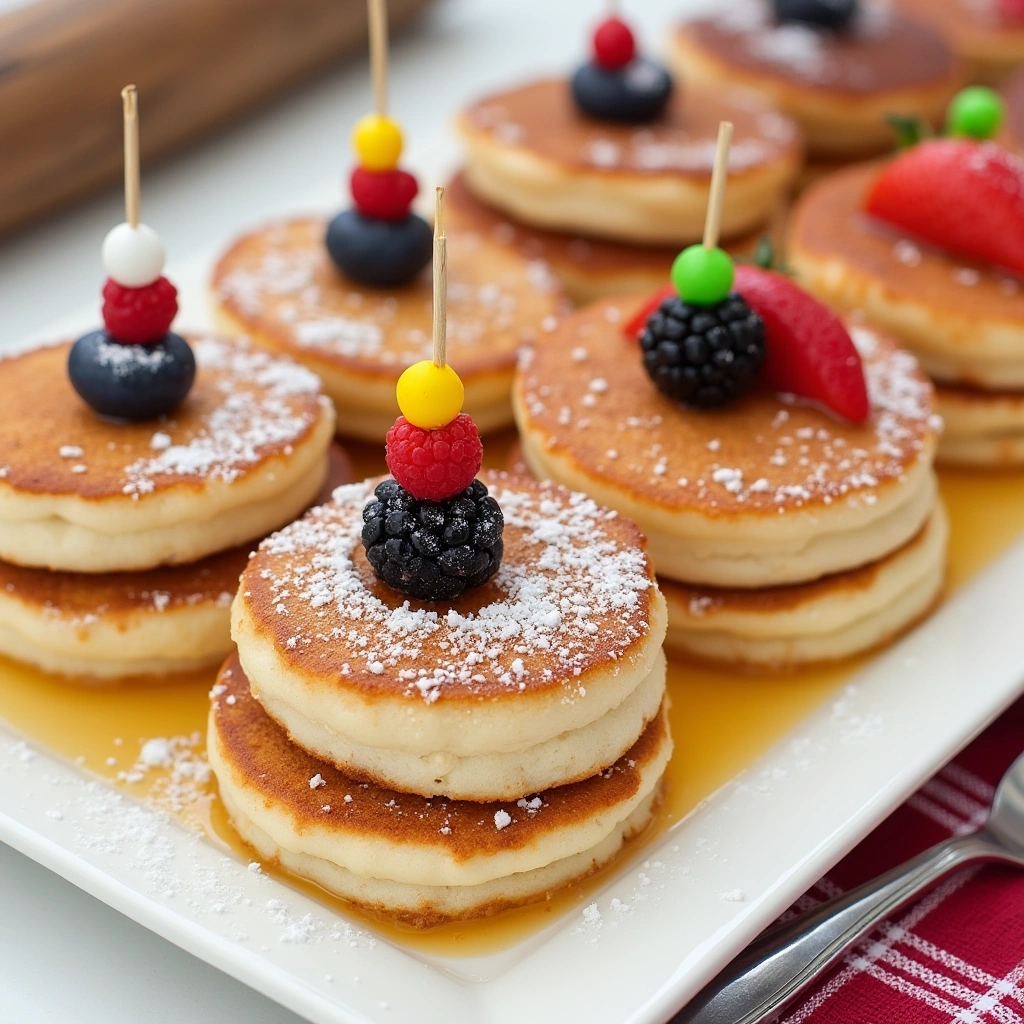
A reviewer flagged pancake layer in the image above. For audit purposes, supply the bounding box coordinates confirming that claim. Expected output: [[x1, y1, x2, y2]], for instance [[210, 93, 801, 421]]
[[457, 81, 800, 246], [789, 162, 1024, 390], [661, 504, 948, 668], [232, 471, 667, 798], [208, 655, 670, 926], [0, 446, 352, 680], [0, 337, 335, 573], [788, 161, 1024, 466], [514, 300, 940, 589], [895, 0, 1024, 84], [668, 4, 962, 158], [212, 217, 564, 441], [446, 171, 780, 306]]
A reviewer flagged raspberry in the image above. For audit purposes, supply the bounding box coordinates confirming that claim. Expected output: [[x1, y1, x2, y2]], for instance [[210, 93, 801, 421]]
[[350, 166, 419, 221], [361, 478, 504, 601], [102, 276, 178, 344], [385, 413, 483, 502]]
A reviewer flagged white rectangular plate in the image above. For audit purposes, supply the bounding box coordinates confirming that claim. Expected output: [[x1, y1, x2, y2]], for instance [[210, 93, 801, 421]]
[[2, 190, 1023, 1024]]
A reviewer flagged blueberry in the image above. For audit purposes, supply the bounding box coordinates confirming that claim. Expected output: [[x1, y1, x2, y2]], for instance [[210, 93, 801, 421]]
[[571, 58, 673, 124], [325, 209, 432, 288], [773, 0, 857, 31], [67, 330, 195, 422]]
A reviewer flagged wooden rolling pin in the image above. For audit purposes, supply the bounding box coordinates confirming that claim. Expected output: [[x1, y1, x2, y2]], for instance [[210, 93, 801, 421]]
[[0, 0, 430, 235]]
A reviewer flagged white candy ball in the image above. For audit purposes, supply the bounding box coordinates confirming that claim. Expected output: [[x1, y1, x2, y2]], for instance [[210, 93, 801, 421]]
[[101, 222, 165, 288]]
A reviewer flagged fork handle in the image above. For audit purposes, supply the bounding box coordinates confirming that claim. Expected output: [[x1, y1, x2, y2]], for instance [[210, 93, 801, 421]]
[[674, 830, 1008, 1024]]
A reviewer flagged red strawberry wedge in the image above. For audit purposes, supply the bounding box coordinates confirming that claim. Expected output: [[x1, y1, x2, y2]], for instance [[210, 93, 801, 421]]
[[864, 139, 1024, 278], [733, 265, 870, 424]]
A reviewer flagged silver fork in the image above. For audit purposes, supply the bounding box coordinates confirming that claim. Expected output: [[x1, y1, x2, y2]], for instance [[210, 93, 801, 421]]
[[675, 749, 1024, 1024]]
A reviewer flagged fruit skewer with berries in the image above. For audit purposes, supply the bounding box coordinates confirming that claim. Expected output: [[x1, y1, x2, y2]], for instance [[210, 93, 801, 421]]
[[68, 86, 195, 422], [360, 188, 504, 601], [326, 0, 431, 288], [627, 121, 871, 424]]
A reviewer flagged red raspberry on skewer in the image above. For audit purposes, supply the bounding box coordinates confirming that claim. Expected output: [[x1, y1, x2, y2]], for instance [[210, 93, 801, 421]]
[[102, 276, 178, 343], [385, 414, 483, 502]]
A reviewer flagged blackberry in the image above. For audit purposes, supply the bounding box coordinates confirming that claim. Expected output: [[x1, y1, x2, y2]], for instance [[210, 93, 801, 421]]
[[639, 293, 766, 409], [360, 478, 504, 601]]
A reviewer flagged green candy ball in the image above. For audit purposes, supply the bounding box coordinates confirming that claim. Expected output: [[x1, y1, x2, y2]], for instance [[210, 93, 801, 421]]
[[670, 245, 735, 305], [947, 86, 1004, 140]]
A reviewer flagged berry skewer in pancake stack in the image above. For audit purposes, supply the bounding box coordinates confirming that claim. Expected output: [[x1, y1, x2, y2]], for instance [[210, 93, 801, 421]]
[[789, 87, 1024, 467], [447, 4, 801, 304], [209, 192, 671, 926], [667, 0, 964, 181], [514, 124, 949, 669], [212, 0, 563, 442], [0, 87, 339, 682]]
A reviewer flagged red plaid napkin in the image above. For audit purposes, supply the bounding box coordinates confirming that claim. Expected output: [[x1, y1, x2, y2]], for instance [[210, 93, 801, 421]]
[[678, 694, 1024, 1023]]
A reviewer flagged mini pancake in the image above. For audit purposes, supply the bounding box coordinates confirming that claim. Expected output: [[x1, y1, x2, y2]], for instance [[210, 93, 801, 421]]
[[0, 446, 352, 681], [456, 80, 800, 246], [446, 171, 782, 306], [212, 217, 564, 442], [513, 299, 942, 590], [934, 383, 1024, 468], [895, 0, 1024, 85], [0, 337, 335, 573], [208, 654, 670, 927], [789, 162, 1024, 390], [661, 504, 948, 668], [232, 471, 667, 800], [667, 3, 963, 160]]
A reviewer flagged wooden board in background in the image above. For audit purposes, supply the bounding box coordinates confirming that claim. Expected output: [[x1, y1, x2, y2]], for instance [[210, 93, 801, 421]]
[[0, 0, 432, 235]]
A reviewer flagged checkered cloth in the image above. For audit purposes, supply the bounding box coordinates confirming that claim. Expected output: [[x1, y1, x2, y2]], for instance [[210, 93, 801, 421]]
[[679, 695, 1024, 1023]]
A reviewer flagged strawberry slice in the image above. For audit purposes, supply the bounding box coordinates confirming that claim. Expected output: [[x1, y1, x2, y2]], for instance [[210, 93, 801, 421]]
[[733, 265, 870, 424], [621, 284, 675, 340], [864, 139, 1024, 278], [999, 0, 1024, 23]]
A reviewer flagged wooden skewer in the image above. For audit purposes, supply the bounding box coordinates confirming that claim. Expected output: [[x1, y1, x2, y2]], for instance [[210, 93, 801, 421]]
[[432, 187, 447, 369], [368, 0, 389, 117], [702, 120, 733, 251], [121, 85, 140, 228]]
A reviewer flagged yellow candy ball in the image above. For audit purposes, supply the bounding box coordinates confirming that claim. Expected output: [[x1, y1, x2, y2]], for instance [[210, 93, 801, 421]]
[[396, 360, 465, 429], [352, 114, 403, 171]]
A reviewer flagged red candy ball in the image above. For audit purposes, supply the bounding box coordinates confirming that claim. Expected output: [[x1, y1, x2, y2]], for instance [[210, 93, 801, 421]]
[[351, 167, 419, 221], [101, 276, 178, 344], [385, 414, 483, 502], [593, 16, 636, 70]]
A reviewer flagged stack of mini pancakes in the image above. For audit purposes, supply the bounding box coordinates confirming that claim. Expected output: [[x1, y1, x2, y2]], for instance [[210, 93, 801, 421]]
[[0, 336, 336, 680], [513, 299, 948, 669], [448, 79, 801, 303], [208, 471, 671, 925]]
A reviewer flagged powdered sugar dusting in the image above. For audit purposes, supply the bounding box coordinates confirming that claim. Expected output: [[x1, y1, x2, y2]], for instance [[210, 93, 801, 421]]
[[521, 309, 938, 514], [246, 476, 654, 702], [120, 336, 324, 497]]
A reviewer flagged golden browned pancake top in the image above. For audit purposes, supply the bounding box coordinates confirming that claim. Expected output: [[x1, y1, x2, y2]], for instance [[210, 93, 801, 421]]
[[238, 470, 659, 704], [0, 445, 352, 620], [445, 172, 768, 277], [518, 299, 938, 517], [212, 653, 666, 861], [679, 5, 956, 95], [213, 217, 563, 380], [0, 337, 329, 501], [459, 80, 800, 183], [660, 514, 932, 615], [896, 0, 1024, 43], [790, 161, 1024, 323]]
